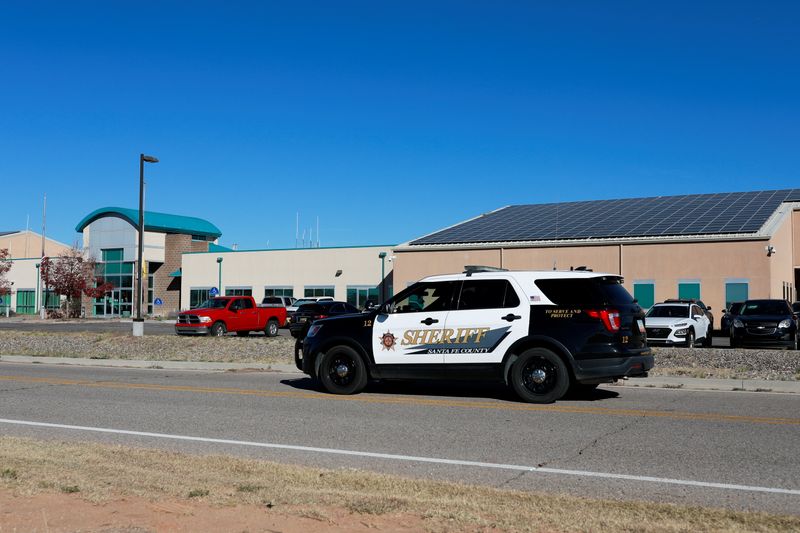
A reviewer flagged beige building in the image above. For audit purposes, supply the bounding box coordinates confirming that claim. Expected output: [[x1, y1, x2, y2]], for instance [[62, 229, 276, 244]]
[[0, 230, 72, 314], [392, 190, 800, 324], [181, 245, 394, 310]]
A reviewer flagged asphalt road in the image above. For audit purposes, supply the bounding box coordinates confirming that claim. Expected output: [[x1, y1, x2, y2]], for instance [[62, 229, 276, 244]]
[[0, 319, 292, 337], [0, 363, 797, 515]]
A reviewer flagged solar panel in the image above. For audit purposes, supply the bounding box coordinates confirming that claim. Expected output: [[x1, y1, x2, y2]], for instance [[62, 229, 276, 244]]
[[409, 189, 800, 246]]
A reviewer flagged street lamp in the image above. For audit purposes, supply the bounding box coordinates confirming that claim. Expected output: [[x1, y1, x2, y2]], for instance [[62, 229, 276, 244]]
[[216, 257, 223, 297], [134, 153, 158, 337], [378, 252, 387, 303]]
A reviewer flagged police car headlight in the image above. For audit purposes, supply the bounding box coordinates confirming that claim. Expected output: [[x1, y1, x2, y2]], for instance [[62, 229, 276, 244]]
[[307, 324, 323, 337], [733, 318, 744, 328], [778, 319, 792, 329], [198, 316, 212, 323], [674, 328, 688, 336]]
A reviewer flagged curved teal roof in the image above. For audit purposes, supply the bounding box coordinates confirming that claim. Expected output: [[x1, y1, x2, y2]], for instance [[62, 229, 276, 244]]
[[75, 207, 222, 239]]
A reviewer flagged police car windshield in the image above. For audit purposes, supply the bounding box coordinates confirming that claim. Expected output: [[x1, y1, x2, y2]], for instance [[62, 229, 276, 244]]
[[196, 298, 228, 309], [646, 305, 689, 318], [740, 300, 791, 316]]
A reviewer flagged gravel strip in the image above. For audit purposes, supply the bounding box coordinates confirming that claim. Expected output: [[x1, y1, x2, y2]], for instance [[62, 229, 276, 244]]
[[0, 331, 295, 364], [0, 331, 798, 381]]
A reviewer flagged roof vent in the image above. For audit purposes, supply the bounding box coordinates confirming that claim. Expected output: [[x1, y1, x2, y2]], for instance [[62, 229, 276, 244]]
[[464, 265, 508, 276]]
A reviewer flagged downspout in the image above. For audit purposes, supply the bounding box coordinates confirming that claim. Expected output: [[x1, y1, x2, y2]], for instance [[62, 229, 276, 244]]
[[619, 244, 623, 276]]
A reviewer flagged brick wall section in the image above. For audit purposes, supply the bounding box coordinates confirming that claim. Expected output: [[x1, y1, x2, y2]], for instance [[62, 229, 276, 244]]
[[153, 234, 209, 317]]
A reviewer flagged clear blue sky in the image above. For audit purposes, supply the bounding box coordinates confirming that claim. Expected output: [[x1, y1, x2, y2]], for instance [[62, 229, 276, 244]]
[[2, 1, 798, 251]]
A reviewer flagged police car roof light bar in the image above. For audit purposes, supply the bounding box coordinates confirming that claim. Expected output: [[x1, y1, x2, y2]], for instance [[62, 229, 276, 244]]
[[464, 265, 509, 276]]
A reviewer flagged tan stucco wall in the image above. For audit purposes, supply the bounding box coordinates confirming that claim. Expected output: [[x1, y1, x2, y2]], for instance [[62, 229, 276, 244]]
[[393, 236, 786, 315], [769, 210, 795, 300], [793, 210, 800, 268], [4, 258, 41, 312], [180, 246, 394, 310], [0, 231, 71, 259]]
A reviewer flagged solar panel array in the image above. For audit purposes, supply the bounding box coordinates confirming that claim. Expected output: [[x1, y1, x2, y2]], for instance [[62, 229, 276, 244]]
[[411, 189, 800, 246]]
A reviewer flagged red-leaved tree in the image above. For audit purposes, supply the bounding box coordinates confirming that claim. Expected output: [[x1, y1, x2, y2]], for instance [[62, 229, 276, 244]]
[[0, 249, 11, 297], [41, 247, 113, 318]]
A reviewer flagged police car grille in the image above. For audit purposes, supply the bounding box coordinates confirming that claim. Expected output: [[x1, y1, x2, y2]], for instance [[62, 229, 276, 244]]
[[646, 328, 670, 339]]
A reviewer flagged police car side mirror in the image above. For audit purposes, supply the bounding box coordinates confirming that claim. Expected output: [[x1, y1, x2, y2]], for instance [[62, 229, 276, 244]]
[[363, 300, 376, 311]]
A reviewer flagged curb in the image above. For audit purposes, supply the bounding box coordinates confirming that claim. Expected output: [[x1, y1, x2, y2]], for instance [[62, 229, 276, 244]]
[[0, 355, 797, 393]]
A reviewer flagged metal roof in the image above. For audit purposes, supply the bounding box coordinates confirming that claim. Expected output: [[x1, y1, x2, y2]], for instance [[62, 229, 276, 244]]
[[409, 189, 800, 246], [75, 207, 222, 239]]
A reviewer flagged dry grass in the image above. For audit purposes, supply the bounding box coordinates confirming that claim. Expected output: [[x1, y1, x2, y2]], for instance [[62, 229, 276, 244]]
[[1, 436, 798, 532]]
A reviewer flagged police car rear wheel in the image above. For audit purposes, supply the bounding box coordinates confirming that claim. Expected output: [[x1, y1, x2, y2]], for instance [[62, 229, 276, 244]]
[[319, 346, 367, 395], [511, 348, 569, 403]]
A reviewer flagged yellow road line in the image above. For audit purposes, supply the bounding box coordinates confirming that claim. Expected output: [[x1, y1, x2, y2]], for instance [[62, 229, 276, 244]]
[[1, 374, 798, 426]]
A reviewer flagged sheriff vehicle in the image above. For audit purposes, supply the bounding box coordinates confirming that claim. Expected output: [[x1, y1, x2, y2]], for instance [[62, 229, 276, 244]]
[[296, 266, 653, 403]]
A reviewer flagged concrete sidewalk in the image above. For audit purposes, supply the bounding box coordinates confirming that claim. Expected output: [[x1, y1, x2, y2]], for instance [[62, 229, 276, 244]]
[[0, 354, 798, 393]]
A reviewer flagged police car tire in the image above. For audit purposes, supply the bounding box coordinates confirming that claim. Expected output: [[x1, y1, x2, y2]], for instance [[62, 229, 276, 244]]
[[318, 346, 368, 395], [510, 348, 570, 404]]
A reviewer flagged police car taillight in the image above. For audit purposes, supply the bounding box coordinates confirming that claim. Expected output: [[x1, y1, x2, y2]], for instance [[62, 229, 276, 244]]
[[587, 309, 621, 332]]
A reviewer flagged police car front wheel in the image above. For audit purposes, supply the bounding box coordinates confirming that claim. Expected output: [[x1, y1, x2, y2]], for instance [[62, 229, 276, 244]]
[[318, 346, 368, 395], [510, 348, 570, 403]]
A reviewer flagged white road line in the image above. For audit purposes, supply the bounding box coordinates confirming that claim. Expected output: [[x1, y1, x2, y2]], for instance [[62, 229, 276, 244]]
[[1, 417, 798, 497]]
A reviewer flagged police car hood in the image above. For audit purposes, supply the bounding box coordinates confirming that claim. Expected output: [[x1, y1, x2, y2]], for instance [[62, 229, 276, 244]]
[[645, 317, 691, 327]]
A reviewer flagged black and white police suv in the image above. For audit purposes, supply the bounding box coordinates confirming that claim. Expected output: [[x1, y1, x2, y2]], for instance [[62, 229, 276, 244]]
[[296, 267, 653, 403]]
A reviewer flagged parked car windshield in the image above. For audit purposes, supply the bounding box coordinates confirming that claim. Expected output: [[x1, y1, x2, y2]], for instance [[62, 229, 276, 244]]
[[727, 302, 743, 315], [740, 300, 791, 315], [196, 298, 229, 309], [646, 305, 689, 318]]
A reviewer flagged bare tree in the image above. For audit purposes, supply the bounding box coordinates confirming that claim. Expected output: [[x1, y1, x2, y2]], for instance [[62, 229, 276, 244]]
[[41, 247, 112, 318]]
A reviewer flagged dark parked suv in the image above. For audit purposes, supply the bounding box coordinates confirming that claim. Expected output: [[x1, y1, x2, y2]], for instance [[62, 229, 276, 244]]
[[289, 301, 361, 338], [730, 299, 798, 349]]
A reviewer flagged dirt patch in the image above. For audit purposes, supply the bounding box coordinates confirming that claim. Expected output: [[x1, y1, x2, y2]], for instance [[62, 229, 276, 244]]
[[1, 436, 799, 532], [0, 490, 425, 532]]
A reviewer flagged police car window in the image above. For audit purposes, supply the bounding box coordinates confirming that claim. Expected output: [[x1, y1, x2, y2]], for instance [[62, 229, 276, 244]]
[[456, 280, 520, 310], [535, 277, 633, 306], [388, 282, 456, 314]]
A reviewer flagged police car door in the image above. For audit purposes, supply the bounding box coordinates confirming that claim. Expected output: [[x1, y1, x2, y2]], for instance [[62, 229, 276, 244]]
[[372, 281, 458, 364], [443, 277, 530, 364]]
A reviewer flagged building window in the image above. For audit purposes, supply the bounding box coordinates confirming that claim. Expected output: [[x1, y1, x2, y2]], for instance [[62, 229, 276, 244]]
[[725, 281, 749, 310], [16, 290, 35, 315], [225, 287, 252, 297], [678, 281, 701, 300], [191, 235, 208, 242], [304, 286, 334, 298], [189, 288, 211, 309], [633, 282, 655, 309], [95, 248, 134, 317], [347, 286, 379, 308], [265, 286, 293, 298]]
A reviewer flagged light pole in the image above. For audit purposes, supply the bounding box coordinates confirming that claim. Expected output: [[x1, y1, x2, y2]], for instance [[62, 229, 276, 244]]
[[35, 263, 40, 315], [134, 153, 158, 337], [378, 252, 387, 304], [216, 257, 223, 296]]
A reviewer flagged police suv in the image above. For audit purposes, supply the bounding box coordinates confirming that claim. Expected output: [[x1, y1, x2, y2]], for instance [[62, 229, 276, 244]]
[[296, 267, 653, 403]]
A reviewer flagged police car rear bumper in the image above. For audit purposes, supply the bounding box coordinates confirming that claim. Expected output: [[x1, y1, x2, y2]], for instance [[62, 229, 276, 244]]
[[573, 353, 654, 384]]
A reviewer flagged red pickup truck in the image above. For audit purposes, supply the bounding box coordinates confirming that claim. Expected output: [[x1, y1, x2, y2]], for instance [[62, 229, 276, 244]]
[[175, 296, 286, 337]]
